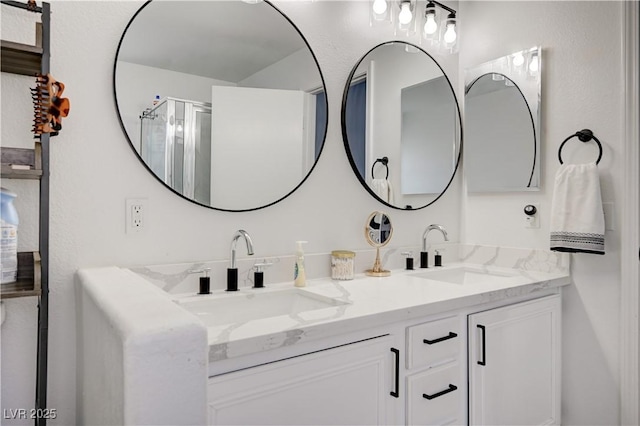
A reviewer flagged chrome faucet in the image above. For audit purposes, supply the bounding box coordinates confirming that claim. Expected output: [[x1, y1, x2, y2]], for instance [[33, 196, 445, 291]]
[[227, 230, 254, 291], [230, 229, 254, 268], [422, 224, 449, 251], [421, 224, 449, 268]]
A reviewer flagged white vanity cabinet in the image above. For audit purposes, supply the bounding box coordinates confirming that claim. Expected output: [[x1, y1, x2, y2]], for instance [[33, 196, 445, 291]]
[[468, 294, 562, 426], [207, 335, 400, 425], [205, 292, 562, 426], [405, 315, 466, 426]]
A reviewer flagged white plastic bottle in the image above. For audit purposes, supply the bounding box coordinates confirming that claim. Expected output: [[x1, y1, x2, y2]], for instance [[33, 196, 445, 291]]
[[1, 188, 19, 285], [294, 241, 308, 287]]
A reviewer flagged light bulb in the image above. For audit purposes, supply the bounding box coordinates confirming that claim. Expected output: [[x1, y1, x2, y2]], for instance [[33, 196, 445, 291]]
[[399, 2, 412, 25], [529, 55, 539, 73], [443, 22, 457, 43], [512, 52, 525, 67], [372, 0, 388, 15], [424, 13, 437, 35]]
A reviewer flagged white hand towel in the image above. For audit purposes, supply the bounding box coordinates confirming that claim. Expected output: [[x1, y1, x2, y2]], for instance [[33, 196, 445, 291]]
[[550, 163, 605, 254], [371, 178, 394, 204]]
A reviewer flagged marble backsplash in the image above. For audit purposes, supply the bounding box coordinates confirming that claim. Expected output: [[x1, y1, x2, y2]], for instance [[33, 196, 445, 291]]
[[128, 243, 569, 295]]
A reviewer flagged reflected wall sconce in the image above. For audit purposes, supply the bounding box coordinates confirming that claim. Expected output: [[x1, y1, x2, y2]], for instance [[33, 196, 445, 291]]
[[369, 0, 459, 55]]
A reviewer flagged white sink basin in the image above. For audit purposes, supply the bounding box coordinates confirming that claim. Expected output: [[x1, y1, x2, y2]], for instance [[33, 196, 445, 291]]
[[176, 288, 348, 327], [413, 266, 517, 285]]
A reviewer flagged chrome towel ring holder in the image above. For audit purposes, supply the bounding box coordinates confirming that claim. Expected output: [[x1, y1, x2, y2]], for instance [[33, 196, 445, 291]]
[[558, 129, 603, 165]]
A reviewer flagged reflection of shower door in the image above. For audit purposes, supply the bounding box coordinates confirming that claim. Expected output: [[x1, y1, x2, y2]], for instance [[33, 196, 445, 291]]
[[140, 97, 211, 205]]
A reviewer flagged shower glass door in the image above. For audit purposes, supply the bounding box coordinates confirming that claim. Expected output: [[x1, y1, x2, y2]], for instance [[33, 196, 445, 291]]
[[140, 97, 212, 205]]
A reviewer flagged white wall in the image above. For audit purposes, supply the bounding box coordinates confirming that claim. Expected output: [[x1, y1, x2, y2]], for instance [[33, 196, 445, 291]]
[[0, 1, 462, 424], [239, 47, 323, 92], [459, 2, 623, 425]]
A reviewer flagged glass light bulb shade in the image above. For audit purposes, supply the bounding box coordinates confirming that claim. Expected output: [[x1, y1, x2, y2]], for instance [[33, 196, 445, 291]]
[[424, 13, 437, 35], [399, 3, 413, 25], [529, 55, 539, 73], [443, 22, 457, 43], [512, 52, 525, 67], [372, 0, 388, 16]]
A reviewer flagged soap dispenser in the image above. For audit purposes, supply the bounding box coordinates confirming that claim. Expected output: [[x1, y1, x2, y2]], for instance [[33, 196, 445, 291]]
[[294, 241, 308, 287]]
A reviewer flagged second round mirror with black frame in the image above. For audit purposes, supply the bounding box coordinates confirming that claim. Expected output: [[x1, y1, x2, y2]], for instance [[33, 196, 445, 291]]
[[464, 46, 541, 192], [341, 41, 462, 211], [113, 0, 327, 212]]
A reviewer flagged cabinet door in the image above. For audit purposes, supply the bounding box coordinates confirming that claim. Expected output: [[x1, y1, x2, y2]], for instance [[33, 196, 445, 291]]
[[468, 295, 561, 426], [208, 335, 399, 425]]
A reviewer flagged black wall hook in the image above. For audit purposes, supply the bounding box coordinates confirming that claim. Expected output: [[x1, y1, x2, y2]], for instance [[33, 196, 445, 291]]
[[558, 128, 603, 165]]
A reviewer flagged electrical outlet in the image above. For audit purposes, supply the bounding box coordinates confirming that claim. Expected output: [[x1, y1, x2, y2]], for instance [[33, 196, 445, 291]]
[[126, 198, 147, 234]]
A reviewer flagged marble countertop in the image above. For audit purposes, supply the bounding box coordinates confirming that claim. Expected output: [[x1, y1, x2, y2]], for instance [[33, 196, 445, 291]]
[[170, 261, 571, 363]]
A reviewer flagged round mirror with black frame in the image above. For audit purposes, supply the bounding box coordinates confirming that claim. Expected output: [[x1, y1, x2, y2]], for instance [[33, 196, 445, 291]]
[[113, 0, 328, 212], [465, 73, 536, 191], [463, 47, 541, 193], [341, 41, 462, 211]]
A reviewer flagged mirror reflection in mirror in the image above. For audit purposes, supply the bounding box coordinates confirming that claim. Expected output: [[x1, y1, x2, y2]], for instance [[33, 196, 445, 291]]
[[342, 41, 462, 210], [464, 47, 541, 192], [364, 211, 393, 277], [114, 0, 327, 211]]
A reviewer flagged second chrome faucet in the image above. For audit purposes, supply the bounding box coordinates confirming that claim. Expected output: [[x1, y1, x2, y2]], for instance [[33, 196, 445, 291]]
[[227, 229, 254, 291]]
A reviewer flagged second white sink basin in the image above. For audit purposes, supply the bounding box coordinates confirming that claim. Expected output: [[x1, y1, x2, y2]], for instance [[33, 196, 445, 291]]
[[413, 266, 517, 285], [176, 288, 348, 327]]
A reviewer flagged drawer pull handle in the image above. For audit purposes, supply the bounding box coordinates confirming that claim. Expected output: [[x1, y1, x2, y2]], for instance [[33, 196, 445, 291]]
[[477, 324, 486, 366], [390, 348, 400, 398], [423, 384, 458, 400], [423, 332, 458, 345]]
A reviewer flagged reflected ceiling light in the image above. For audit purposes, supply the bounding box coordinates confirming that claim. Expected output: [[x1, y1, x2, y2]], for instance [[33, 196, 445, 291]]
[[529, 52, 539, 73], [512, 52, 525, 67]]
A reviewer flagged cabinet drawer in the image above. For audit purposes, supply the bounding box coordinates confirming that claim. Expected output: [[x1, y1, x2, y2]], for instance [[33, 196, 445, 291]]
[[407, 363, 461, 426], [407, 316, 460, 370]]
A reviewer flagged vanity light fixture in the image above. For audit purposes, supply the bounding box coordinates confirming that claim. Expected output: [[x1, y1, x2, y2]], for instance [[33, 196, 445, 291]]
[[419, 1, 459, 54], [370, 0, 391, 26], [395, 0, 417, 36]]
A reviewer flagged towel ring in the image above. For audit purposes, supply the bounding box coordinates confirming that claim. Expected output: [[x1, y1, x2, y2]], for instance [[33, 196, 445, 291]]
[[558, 129, 603, 165], [372, 157, 389, 180]]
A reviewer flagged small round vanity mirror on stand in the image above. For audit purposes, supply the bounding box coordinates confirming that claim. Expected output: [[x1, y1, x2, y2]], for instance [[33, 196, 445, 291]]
[[364, 211, 393, 277]]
